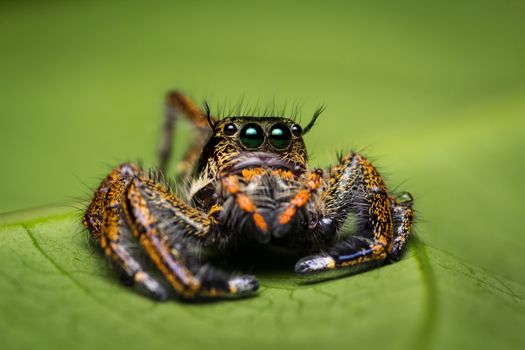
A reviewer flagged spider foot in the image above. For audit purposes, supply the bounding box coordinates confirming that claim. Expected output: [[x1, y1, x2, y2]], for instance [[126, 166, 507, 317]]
[[295, 255, 336, 274], [227, 275, 259, 297], [195, 265, 259, 298], [133, 271, 169, 301]]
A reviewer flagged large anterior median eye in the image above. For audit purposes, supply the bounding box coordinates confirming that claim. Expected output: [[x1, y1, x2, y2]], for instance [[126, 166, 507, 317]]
[[269, 124, 292, 150], [240, 123, 265, 149]]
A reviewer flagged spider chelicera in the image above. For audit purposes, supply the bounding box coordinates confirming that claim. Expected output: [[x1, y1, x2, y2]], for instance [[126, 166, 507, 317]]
[[83, 91, 414, 301]]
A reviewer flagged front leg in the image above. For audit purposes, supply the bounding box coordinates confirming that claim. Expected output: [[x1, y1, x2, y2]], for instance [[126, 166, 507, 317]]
[[296, 152, 413, 274], [124, 174, 259, 299], [85, 163, 258, 300]]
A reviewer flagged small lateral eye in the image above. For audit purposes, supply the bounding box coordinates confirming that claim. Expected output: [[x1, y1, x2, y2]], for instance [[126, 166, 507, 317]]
[[291, 124, 302, 137], [269, 124, 292, 150], [223, 123, 237, 136], [240, 123, 264, 149]]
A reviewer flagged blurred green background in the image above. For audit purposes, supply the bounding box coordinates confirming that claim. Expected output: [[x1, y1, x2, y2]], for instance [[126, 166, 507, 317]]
[[1, 0, 524, 349]]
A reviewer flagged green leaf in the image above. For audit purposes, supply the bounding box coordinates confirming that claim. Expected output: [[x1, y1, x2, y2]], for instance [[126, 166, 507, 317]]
[[1, 209, 524, 350], [2, 1, 525, 349]]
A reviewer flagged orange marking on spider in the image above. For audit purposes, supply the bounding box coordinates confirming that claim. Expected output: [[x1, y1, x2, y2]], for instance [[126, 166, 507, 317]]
[[222, 175, 240, 194], [278, 170, 323, 225], [242, 168, 265, 181], [271, 169, 295, 181], [236, 194, 256, 212], [222, 175, 269, 233], [252, 213, 268, 233], [291, 190, 310, 206], [279, 207, 297, 225]]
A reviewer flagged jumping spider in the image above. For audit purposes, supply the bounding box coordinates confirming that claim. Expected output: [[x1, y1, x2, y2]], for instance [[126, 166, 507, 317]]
[[83, 91, 414, 301]]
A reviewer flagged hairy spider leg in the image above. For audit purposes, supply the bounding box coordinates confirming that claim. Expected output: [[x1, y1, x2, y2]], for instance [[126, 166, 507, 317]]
[[85, 163, 258, 300], [296, 153, 413, 274], [83, 163, 168, 300], [390, 192, 414, 261], [122, 169, 258, 299], [221, 174, 270, 242], [103, 178, 170, 300], [159, 91, 216, 177], [273, 169, 324, 238], [83, 163, 138, 238]]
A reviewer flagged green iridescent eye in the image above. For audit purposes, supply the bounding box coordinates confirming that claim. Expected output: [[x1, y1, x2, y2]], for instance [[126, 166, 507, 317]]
[[240, 123, 264, 149], [269, 124, 292, 150]]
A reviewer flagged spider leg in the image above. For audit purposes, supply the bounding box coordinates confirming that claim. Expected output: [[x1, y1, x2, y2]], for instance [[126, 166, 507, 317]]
[[390, 192, 414, 261], [85, 163, 258, 300], [103, 177, 169, 300], [83, 163, 138, 239], [84, 163, 168, 300], [296, 152, 411, 274], [273, 169, 324, 238], [159, 91, 216, 177], [221, 174, 270, 242], [124, 172, 258, 299]]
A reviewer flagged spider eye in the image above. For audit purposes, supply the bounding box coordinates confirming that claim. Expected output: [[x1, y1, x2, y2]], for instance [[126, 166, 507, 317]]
[[291, 124, 302, 137], [269, 124, 292, 150], [223, 123, 237, 136], [240, 123, 264, 149]]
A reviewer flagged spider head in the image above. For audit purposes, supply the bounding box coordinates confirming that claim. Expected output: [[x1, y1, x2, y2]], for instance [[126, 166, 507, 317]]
[[197, 115, 314, 175], [220, 116, 305, 151]]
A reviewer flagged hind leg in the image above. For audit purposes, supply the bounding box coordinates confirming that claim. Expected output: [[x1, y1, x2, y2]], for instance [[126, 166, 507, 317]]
[[158, 91, 216, 178]]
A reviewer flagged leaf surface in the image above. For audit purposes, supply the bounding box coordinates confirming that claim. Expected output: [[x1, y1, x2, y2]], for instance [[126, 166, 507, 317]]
[[1, 210, 524, 350]]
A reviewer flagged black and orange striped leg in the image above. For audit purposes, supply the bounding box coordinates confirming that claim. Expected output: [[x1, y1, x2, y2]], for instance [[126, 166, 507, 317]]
[[221, 175, 270, 243], [83, 163, 140, 239], [84, 163, 168, 300], [274, 169, 324, 238], [159, 91, 215, 178], [296, 153, 405, 274], [123, 173, 258, 299], [85, 163, 258, 300], [102, 178, 169, 300]]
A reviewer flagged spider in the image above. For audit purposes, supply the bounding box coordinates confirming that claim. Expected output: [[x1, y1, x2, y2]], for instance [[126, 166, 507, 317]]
[[83, 91, 414, 301]]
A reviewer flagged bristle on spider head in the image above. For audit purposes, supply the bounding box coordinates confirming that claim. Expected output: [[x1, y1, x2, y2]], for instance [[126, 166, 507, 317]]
[[212, 99, 304, 121], [303, 105, 326, 134], [203, 101, 216, 129]]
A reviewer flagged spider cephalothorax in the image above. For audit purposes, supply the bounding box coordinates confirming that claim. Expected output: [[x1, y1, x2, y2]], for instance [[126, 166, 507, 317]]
[[191, 116, 322, 246], [83, 91, 414, 301]]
